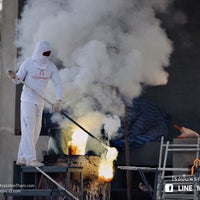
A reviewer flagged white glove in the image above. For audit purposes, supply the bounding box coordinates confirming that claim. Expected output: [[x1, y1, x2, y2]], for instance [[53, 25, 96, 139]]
[[52, 100, 63, 112], [7, 70, 16, 79]]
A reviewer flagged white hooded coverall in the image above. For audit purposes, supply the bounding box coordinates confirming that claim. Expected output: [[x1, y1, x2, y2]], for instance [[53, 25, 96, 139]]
[[14, 41, 62, 162]]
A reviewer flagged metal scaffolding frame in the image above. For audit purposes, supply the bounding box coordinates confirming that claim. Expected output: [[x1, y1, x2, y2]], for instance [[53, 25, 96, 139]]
[[118, 136, 200, 200]]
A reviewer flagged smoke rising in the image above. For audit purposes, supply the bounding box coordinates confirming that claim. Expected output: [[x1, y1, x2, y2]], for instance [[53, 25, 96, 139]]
[[16, 0, 173, 146]]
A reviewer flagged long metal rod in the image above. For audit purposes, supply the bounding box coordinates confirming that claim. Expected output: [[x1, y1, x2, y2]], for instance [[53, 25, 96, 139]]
[[15, 78, 109, 151], [59, 110, 108, 149], [161, 141, 169, 179], [166, 148, 200, 151], [195, 138, 200, 165], [156, 136, 164, 200], [162, 144, 199, 147], [158, 136, 164, 168], [35, 167, 79, 200]]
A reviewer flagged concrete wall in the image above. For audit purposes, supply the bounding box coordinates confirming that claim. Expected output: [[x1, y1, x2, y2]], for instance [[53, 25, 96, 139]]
[[0, 0, 18, 185], [0, 0, 48, 195]]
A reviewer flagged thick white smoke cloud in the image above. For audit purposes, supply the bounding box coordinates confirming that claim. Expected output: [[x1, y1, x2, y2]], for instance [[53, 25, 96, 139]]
[[16, 0, 173, 143]]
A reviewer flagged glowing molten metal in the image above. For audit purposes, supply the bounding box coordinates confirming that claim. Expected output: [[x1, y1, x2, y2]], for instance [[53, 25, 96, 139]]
[[98, 147, 118, 182], [69, 129, 88, 155]]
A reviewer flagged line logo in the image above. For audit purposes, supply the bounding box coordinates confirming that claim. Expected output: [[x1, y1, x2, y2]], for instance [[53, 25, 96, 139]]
[[165, 184, 174, 192]]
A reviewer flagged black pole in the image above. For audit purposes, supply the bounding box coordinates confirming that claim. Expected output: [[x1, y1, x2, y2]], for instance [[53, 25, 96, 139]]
[[124, 106, 132, 200]]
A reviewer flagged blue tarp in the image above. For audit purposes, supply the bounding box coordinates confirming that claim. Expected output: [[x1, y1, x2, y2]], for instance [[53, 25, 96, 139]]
[[110, 98, 171, 150]]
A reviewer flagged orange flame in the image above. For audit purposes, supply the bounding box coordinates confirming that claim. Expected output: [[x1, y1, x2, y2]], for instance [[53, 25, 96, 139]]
[[68, 143, 77, 155], [98, 147, 118, 182], [98, 159, 114, 182], [69, 129, 88, 155]]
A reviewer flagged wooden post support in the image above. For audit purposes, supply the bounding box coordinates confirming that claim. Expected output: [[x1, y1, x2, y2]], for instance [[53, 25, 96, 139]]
[[124, 106, 132, 200]]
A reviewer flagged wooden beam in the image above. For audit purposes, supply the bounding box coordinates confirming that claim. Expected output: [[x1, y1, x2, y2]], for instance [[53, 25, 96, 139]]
[[124, 105, 132, 200]]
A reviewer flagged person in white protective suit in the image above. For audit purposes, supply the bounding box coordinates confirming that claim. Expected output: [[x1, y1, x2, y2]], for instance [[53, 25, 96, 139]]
[[7, 40, 63, 167]]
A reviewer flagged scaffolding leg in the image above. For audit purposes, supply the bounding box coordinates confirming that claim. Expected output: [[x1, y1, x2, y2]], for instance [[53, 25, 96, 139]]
[[153, 171, 160, 200], [34, 167, 79, 200], [138, 170, 153, 199]]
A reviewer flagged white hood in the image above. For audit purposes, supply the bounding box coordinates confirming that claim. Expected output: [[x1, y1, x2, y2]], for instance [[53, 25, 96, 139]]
[[32, 40, 51, 62]]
